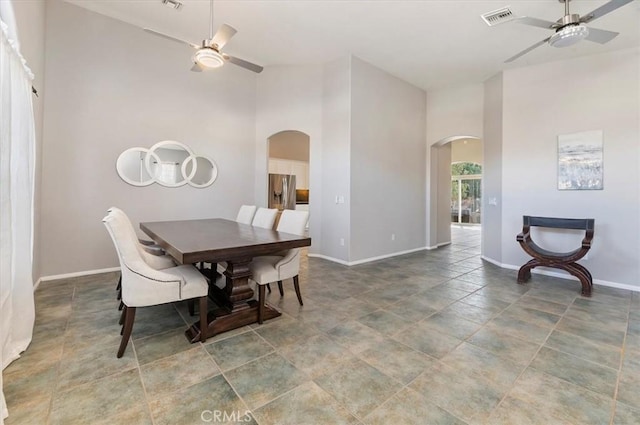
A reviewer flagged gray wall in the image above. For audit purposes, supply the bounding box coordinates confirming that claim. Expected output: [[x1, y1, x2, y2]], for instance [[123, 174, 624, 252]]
[[436, 144, 452, 245], [426, 83, 484, 143], [500, 48, 639, 287], [321, 57, 351, 262], [40, 0, 257, 276], [482, 73, 503, 263], [11, 0, 46, 283], [350, 57, 426, 260]]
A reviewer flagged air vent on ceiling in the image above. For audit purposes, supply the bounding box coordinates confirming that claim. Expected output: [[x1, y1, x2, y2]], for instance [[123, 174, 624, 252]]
[[481, 7, 516, 26], [162, 0, 183, 10]]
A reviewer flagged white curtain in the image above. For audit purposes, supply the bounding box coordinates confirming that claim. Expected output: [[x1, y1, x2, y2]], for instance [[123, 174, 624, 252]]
[[0, 7, 37, 423]]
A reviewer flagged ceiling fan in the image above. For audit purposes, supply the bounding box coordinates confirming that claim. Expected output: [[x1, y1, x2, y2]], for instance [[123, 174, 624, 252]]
[[144, 0, 263, 73], [504, 0, 634, 63]]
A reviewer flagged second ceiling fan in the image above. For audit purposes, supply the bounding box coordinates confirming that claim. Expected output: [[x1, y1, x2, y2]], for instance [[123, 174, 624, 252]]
[[144, 0, 263, 73], [504, 0, 634, 63]]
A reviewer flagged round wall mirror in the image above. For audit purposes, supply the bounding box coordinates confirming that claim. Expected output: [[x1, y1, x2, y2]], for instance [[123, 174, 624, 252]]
[[145, 141, 193, 188], [116, 147, 156, 186], [182, 155, 219, 188]]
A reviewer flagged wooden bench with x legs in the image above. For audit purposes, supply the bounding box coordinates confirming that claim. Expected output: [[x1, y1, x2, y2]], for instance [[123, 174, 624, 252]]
[[516, 216, 595, 296]]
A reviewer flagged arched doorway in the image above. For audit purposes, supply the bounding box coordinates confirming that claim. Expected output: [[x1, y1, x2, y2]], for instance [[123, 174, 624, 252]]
[[267, 130, 310, 229], [429, 136, 483, 247]]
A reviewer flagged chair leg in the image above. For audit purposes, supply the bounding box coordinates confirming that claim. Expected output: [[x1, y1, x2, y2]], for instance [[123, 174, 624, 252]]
[[199, 296, 208, 343], [117, 306, 136, 358], [293, 275, 303, 306], [116, 276, 121, 300], [266, 283, 271, 293], [119, 306, 126, 325], [258, 285, 266, 325], [211, 262, 218, 280], [277, 280, 284, 296], [120, 307, 127, 333], [188, 299, 195, 316], [118, 300, 124, 311]]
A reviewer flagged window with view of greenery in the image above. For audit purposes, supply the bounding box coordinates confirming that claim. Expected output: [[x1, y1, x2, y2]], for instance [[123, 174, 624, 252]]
[[451, 162, 482, 224], [451, 162, 482, 176]]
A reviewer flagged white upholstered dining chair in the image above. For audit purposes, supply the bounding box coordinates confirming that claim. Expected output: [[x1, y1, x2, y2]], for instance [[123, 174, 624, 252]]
[[107, 207, 175, 270], [202, 204, 260, 279], [103, 213, 209, 357], [215, 207, 279, 279], [236, 205, 258, 225], [249, 209, 309, 324], [251, 207, 279, 229], [107, 207, 176, 310]]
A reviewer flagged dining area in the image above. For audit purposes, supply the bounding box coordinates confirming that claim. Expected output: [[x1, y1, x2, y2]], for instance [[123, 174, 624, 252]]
[[103, 205, 311, 358], [5, 220, 640, 425]]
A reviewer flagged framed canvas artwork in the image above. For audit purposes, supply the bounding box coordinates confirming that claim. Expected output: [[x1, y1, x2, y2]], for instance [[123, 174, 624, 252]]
[[558, 130, 603, 190]]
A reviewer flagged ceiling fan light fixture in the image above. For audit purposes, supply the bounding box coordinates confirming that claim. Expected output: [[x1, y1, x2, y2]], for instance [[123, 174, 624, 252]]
[[549, 24, 589, 48], [194, 48, 224, 68]]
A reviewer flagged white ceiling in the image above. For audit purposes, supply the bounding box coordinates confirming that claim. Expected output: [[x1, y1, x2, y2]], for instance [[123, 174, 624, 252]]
[[65, 0, 640, 90]]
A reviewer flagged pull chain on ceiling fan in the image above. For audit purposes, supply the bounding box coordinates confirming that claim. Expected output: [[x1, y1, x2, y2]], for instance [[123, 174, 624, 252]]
[[144, 0, 263, 73]]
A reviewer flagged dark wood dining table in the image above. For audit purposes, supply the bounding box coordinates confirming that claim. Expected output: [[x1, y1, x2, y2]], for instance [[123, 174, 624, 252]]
[[140, 218, 311, 342]]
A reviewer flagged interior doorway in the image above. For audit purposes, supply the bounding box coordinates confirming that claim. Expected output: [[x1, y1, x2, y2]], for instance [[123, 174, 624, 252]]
[[451, 162, 482, 225], [267, 130, 310, 229], [430, 136, 483, 247]]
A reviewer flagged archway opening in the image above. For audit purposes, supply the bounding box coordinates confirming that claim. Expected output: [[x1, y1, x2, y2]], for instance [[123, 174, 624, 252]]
[[429, 136, 483, 248], [451, 161, 482, 225], [267, 130, 310, 229]]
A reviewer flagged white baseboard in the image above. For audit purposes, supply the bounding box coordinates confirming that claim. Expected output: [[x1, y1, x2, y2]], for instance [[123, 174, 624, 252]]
[[38, 267, 120, 285], [308, 246, 428, 267], [480, 255, 503, 268], [481, 255, 640, 293], [589, 279, 640, 293], [306, 254, 350, 266], [425, 241, 451, 250]]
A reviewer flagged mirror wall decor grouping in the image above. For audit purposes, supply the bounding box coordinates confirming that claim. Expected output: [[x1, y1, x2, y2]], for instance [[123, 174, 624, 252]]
[[116, 141, 218, 188]]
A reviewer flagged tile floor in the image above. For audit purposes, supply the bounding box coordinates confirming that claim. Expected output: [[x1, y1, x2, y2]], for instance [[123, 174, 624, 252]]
[[4, 226, 640, 424]]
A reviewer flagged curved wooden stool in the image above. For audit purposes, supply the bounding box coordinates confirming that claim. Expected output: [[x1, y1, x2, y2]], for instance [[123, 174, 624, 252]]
[[516, 216, 594, 296]]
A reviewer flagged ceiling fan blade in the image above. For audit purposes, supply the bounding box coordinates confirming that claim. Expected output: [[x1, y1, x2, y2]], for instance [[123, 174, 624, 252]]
[[191, 62, 204, 72], [222, 54, 263, 73], [584, 27, 620, 44], [211, 24, 237, 49], [580, 0, 634, 23], [144, 28, 200, 49], [514, 16, 560, 30], [505, 37, 551, 63]]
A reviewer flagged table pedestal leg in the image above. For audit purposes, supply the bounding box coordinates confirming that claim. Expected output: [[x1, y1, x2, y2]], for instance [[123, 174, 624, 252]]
[[185, 258, 281, 342]]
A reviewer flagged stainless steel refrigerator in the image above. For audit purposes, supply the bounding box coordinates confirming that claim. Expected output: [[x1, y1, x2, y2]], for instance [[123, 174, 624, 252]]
[[268, 174, 296, 210]]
